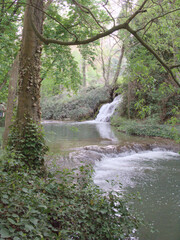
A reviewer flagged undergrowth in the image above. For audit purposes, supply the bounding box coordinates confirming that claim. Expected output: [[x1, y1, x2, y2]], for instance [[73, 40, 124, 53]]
[[0, 155, 140, 240], [111, 116, 179, 140], [41, 86, 112, 121]]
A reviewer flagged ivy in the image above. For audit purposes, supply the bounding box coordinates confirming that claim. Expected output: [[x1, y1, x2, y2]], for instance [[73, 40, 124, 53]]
[[7, 119, 48, 170]]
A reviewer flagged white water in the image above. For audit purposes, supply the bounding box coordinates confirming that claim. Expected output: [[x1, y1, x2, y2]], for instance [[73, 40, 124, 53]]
[[95, 95, 123, 122], [94, 150, 180, 190], [94, 150, 180, 240]]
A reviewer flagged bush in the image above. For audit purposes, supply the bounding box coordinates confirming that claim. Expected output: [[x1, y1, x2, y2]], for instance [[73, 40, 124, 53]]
[[111, 116, 179, 140], [0, 157, 140, 240], [41, 86, 112, 121]]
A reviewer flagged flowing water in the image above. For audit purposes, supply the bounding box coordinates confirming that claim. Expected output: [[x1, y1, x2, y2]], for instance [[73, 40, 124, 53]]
[[95, 95, 123, 122], [94, 150, 180, 240], [0, 96, 180, 239], [43, 121, 180, 240]]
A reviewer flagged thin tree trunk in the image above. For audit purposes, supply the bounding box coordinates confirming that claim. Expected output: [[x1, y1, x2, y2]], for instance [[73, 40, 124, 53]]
[[100, 44, 109, 86], [112, 44, 125, 86], [106, 56, 112, 84], [82, 58, 86, 87], [127, 81, 131, 119], [3, 53, 19, 147]]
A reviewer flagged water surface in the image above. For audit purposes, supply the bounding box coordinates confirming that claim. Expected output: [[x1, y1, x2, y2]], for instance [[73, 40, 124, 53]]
[[1, 121, 180, 240], [43, 120, 141, 154], [43, 121, 180, 240], [94, 150, 180, 240]]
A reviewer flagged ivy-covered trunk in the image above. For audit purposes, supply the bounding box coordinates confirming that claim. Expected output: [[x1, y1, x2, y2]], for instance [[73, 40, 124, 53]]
[[8, 0, 47, 169], [17, 0, 44, 126]]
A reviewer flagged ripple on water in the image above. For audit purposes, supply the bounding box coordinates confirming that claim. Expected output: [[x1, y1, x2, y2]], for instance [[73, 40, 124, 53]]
[[93, 150, 180, 240]]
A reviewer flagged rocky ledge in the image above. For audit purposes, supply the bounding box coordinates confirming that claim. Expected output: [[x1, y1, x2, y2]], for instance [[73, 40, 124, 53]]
[[46, 139, 179, 173]]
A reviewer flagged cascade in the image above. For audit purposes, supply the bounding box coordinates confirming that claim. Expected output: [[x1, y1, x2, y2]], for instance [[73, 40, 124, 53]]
[[95, 95, 122, 122]]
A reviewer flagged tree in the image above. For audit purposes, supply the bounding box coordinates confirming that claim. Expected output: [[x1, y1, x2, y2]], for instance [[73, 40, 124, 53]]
[[120, 0, 180, 120], [4, 0, 180, 168], [3, 54, 19, 147], [0, 0, 21, 103], [98, 37, 125, 86]]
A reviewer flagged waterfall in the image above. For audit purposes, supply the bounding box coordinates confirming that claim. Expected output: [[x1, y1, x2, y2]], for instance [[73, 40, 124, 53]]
[[95, 95, 122, 122]]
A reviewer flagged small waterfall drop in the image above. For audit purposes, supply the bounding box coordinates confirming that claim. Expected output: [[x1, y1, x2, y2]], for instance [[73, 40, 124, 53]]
[[95, 95, 123, 122]]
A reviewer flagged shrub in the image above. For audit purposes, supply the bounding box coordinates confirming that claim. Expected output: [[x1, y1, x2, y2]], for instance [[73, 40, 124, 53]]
[[111, 116, 179, 140], [41, 86, 112, 121], [0, 157, 140, 240]]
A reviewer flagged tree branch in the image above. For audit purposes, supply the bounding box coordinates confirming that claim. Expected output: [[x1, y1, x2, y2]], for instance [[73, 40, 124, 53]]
[[102, 4, 116, 27], [125, 0, 148, 24], [136, 8, 180, 33], [170, 64, 180, 69], [31, 18, 127, 45], [126, 25, 180, 87], [71, 0, 105, 31], [29, 0, 180, 87]]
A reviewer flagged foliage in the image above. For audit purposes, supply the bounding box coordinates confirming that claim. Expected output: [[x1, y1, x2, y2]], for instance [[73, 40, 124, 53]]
[[0, 157, 140, 240], [111, 116, 179, 140], [0, 1, 22, 103], [40, 0, 108, 97], [0, 126, 4, 148], [116, 0, 180, 122], [7, 119, 48, 170], [41, 86, 112, 120], [41, 44, 82, 97]]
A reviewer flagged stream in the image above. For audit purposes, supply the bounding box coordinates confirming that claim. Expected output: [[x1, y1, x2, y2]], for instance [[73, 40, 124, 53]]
[[42, 120, 180, 240], [0, 96, 180, 239]]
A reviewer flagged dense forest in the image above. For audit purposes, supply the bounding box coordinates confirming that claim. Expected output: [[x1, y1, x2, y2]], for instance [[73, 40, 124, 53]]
[[0, 0, 180, 239]]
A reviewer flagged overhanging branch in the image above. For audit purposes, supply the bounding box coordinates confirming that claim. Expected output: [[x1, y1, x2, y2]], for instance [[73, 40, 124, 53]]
[[126, 25, 180, 87]]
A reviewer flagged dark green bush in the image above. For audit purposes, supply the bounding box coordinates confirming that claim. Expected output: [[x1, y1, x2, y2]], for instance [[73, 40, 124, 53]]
[[41, 87, 112, 121]]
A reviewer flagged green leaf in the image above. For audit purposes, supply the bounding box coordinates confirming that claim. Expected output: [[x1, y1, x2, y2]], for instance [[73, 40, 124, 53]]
[[25, 224, 34, 232], [8, 218, 16, 225], [22, 188, 29, 193], [0, 228, 11, 238], [30, 218, 39, 225]]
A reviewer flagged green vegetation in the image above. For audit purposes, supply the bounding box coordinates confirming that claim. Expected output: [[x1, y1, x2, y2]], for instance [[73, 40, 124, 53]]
[[7, 119, 48, 170], [0, 157, 140, 240], [0, 0, 180, 239], [111, 116, 180, 140], [0, 127, 4, 148], [41, 86, 112, 121]]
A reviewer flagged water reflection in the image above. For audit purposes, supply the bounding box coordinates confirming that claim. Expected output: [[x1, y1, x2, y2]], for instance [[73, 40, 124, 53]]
[[43, 121, 119, 153]]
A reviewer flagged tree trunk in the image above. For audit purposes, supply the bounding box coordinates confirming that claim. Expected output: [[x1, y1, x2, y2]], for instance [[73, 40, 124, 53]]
[[82, 58, 86, 87], [3, 54, 19, 147], [112, 44, 125, 86], [7, 0, 46, 168], [106, 56, 112, 84], [17, 0, 44, 130]]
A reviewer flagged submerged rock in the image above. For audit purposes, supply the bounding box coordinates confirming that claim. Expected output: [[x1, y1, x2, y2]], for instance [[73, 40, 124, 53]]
[[46, 140, 179, 172]]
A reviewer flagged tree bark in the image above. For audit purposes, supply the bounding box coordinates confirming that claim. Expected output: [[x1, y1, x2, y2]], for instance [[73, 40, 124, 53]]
[[17, 0, 44, 130], [3, 54, 19, 147]]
